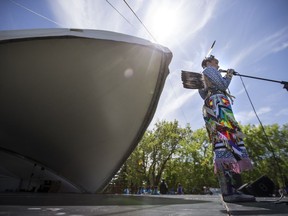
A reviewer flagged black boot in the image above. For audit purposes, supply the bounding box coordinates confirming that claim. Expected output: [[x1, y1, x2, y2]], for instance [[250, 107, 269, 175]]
[[218, 171, 255, 203]]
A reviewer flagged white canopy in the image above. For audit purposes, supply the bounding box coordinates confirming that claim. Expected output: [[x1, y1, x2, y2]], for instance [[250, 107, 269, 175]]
[[0, 28, 172, 193]]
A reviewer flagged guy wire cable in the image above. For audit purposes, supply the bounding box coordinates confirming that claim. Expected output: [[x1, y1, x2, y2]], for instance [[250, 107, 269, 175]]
[[106, 0, 134, 27], [122, 0, 191, 125], [8, 0, 64, 27], [123, 0, 158, 43], [238, 75, 286, 193]]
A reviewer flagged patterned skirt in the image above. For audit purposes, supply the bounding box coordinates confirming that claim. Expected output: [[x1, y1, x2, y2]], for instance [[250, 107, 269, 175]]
[[202, 93, 253, 174]]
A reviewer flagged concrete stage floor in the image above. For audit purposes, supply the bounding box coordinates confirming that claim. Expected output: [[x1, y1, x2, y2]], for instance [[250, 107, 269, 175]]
[[0, 193, 287, 216]]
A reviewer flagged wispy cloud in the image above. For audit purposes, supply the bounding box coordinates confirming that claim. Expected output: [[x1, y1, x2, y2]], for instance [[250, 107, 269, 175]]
[[275, 108, 288, 117], [231, 27, 288, 68], [149, 85, 199, 129], [48, 0, 220, 47], [49, 0, 134, 33], [158, 88, 198, 119], [180, 0, 219, 38], [235, 106, 272, 124]]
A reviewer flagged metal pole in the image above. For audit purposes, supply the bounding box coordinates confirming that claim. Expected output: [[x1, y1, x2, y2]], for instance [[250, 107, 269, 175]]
[[219, 69, 288, 91]]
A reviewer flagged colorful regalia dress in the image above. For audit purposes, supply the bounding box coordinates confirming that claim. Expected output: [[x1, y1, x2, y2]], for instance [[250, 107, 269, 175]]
[[199, 66, 253, 197]]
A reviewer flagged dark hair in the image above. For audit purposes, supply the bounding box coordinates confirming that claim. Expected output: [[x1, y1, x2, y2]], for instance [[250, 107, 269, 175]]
[[201, 55, 216, 68]]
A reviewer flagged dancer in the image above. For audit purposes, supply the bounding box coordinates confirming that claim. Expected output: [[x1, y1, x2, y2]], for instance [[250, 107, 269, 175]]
[[199, 55, 255, 202]]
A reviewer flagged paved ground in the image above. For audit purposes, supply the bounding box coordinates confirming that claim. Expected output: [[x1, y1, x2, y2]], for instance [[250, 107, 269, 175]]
[[0, 193, 287, 216], [224, 196, 288, 216]]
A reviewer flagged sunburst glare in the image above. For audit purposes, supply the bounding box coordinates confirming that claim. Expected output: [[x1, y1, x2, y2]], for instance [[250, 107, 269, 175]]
[[145, 2, 184, 45]]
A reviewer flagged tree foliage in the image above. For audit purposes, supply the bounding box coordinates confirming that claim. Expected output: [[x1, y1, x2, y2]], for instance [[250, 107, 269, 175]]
[[241, 124, 288, 187], [105, 121, 288, 194]]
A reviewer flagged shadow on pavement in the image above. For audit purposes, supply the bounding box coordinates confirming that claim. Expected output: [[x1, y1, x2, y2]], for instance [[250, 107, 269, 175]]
[[0, 193, 212, 206], [225, 197, 288, 216]]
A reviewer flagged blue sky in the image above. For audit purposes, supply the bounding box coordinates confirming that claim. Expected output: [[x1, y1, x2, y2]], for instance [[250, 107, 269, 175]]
[[1, 0, 287, 131]]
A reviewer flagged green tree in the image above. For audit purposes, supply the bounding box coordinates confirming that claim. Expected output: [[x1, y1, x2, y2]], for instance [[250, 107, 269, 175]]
[[109, 120, 187, 192], [106, 122, 288, 194], [241, 123, 288, 188], [170, 127, 217, 193], [145, 120, 187, 187]]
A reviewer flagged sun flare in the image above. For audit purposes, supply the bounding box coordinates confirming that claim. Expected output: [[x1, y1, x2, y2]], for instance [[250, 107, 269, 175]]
[[145, 3, 183, 45]]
